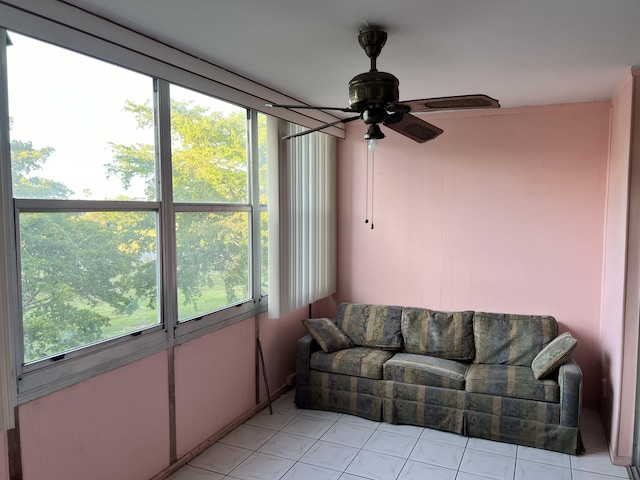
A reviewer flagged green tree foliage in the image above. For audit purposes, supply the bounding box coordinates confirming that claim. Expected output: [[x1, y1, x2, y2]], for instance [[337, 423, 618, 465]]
[[15, 98, 261, 362], [108, 100, 254, 315], [11, 139, 73, 199]]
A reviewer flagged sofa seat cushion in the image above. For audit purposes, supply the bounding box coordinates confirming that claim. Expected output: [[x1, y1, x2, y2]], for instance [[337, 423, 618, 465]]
[[383, 353, 468, 390], [310, 347, 395, 380], [401, 308, 475, 360], [473, 312, 558, 366], [337, 303, 403, 350], [466, 364, 559, 403]]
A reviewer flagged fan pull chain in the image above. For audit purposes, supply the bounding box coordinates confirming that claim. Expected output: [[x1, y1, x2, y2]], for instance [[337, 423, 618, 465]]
[[365, 141, 370, 225], [370, 151, 375, 230]]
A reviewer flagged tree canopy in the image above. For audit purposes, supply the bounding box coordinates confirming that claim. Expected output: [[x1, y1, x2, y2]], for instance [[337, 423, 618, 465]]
[[14, 99, 263, 362]]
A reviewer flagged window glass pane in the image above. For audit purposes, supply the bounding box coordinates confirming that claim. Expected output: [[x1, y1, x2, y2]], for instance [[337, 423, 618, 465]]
[[20, 211, 160, 363], [170, 85, 248, 203], [7, 32, 156, 201], [175, 212, 250, 321]]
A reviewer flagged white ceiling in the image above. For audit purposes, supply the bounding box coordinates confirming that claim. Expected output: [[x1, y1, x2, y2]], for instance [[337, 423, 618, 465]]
[[67, 0, 640, 113]]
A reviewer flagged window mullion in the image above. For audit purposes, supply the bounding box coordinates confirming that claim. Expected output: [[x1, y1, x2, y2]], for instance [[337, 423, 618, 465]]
[[156, 79, 178, 345], [0, 28, 18, 427]]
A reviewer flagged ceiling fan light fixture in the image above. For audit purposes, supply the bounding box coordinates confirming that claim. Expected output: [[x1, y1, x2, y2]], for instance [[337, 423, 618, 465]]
[[365, 124, 385, 151]]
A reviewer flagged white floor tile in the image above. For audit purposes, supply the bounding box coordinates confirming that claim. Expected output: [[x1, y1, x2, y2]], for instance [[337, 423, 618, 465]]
[[245, 409, 299, 431], [420, 427, 468, 447], [189, 443, 252, 475], [299, 440, 360, 471], [571, 470, 632, 480], [170, 392, 621, 480], [409, 438, 464, 470], [363, 429, 419, 458], [271, 395, 300, 414], [456, 473, 500, 480], [344, 450, 407, 480], [219, 424, 277, 450], [257, 432, 317, 460], [516, 445, 571, 468], [514, 459, 572, 480], [459, 449, 516, 480], [466, 437, 517, 457], [281, 415, 335, 439], [337, 413, 382, 429], [299, 409, 343, 421], [228, 451, 295, 480], [397, 459, 457, 480], [376, 422, 424, 438], [280, 462, 342, 480], [320, 422, 375, 448], [166, 465, 225, 480], [570, 451, 629, 478], [582, 427, 610, 453]]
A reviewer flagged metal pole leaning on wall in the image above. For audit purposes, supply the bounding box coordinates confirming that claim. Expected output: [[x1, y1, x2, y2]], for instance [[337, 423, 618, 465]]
[[256, 337, 273, 415]]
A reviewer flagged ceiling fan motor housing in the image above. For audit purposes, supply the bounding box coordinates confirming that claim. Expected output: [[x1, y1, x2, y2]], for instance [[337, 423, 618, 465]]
[[348, 71, 399, 113]]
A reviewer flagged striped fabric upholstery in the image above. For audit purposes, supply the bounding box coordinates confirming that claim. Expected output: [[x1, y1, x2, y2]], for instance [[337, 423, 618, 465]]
[[384, 353, 468, 390], [337, 303, 404, 350], [531, 332, 578, 379], [309, 371, 388, 397], [466, 364, 560, 403], [301, 385, 383, 421], [310, 347, 395, 379], [464, 411, 582, 454], [383, 398, 465, 434], [473, 312, 558, 366], [401, 308, 475, 360], [466, 391, 560, 424]]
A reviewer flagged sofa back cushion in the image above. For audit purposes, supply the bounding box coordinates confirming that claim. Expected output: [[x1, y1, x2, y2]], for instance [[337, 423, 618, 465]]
[[473, 312, 558, 366], [401, 308, 475, 360], [336, 303, 403, 350]]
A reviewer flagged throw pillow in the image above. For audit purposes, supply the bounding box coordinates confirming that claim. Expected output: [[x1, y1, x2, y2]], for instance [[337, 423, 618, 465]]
[[531, 332, 578, 379], [302, 318, 354, 353]]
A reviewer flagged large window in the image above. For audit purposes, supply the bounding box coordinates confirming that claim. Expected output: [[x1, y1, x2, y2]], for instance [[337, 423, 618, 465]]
[[2, 31, 268, 399]]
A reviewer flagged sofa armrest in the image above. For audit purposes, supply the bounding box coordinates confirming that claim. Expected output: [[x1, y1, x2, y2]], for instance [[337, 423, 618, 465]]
[[296, 333, 319, 386], [558, 356, 582, 427]]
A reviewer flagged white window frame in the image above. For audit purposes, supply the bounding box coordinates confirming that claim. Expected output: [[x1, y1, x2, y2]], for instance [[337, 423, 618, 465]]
[[0, 30, 268, 403]]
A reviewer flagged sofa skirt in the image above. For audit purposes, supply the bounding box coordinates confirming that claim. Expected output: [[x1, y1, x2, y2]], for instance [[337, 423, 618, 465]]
[[464, 411, 584, 455]]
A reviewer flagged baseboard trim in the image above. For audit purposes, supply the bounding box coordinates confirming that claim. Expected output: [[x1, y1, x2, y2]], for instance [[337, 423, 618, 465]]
[[150, 384, 292, 480]]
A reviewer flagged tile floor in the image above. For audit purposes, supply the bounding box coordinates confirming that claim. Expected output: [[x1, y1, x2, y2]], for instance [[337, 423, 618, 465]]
[[168, 390, 630, 480]]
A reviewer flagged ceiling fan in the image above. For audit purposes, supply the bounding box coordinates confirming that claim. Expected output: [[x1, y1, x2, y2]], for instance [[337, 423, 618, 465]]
[[266, 25, 500, 150]]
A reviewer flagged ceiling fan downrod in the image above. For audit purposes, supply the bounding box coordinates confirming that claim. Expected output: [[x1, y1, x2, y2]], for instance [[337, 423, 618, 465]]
[[358, 26, 387, 72]]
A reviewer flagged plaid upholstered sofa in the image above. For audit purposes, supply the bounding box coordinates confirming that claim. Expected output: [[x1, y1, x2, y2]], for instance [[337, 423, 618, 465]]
[[295, 303, 583, 454]]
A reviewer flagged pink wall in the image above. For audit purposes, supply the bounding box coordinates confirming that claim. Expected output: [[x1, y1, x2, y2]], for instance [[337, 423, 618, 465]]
[[0, 432, 7, 480], [175, 319, 255, 458], [601, 70, 640, 464], [335, 102, 610, 408], [174, 310, 307, 458], [7, 307, 306, 479], [18, 351, 170, 480], [601, 72, 632, 461], [258, 309, 308, 402]]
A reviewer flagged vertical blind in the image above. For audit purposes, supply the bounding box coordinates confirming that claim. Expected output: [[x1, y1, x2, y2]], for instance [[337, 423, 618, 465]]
[[268, 119, 337, 318]]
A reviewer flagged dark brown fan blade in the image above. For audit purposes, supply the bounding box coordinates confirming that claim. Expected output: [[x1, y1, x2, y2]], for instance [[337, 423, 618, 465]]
[[383, 113, 443, 143], [266, 103, 358, 113], [396, 94, 500, 113], [282, 115, 361, 140]]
